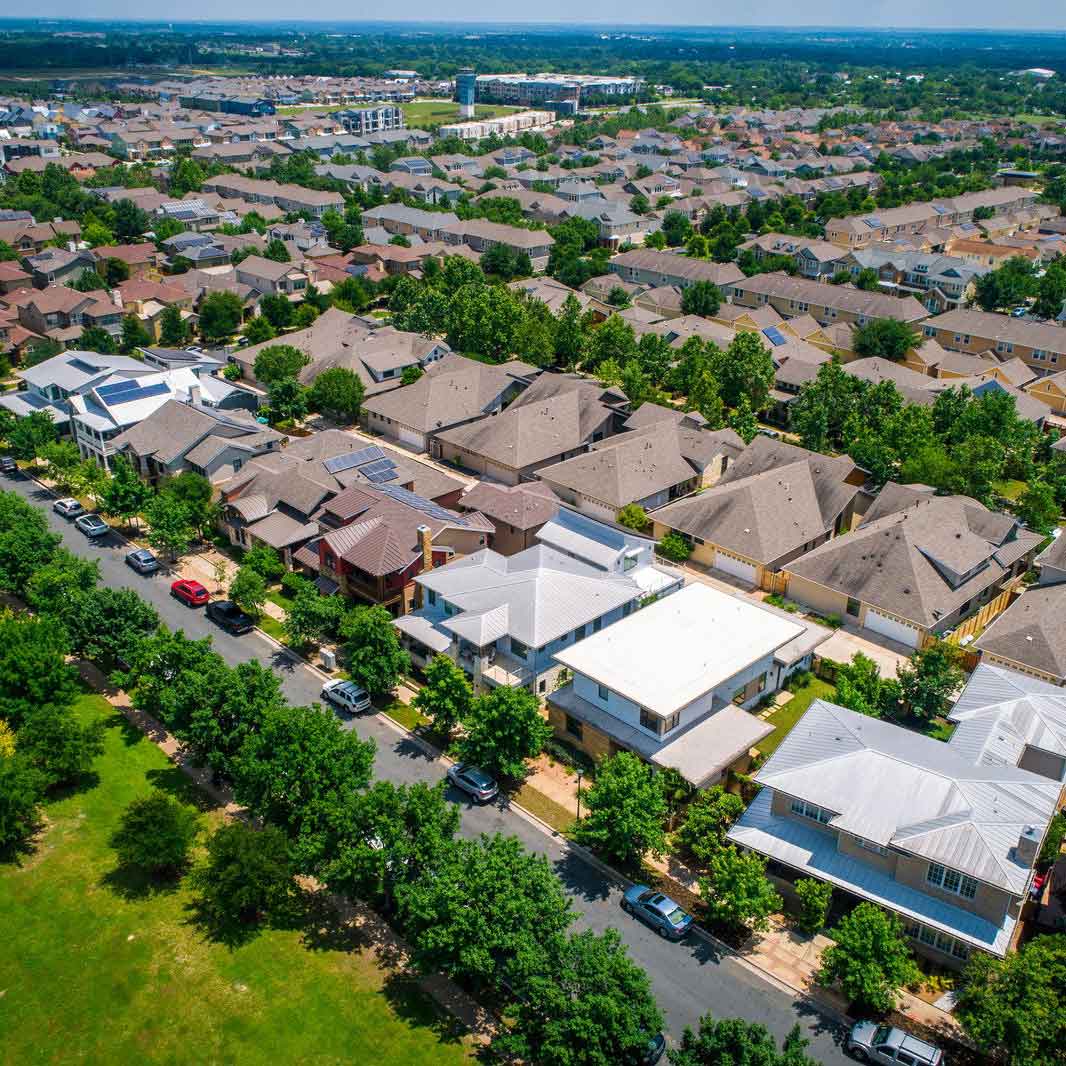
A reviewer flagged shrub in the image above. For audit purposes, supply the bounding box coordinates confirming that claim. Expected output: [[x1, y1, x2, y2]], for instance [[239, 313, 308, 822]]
[[794, 878, 833, 935], [110, 791, 200, 878], [657, 532, 691, 562]]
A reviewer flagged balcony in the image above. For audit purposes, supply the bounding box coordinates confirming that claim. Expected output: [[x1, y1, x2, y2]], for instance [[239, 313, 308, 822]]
[[481, 652, 533, 688]]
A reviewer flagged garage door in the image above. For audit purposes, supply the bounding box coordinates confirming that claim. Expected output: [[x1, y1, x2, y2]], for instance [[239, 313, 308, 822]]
[[864, 608, 921, 648], [398, 426, 425, 451], [713, 551, 758, 584]]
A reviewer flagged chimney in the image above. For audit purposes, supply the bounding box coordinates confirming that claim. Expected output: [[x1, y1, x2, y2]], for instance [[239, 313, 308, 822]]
[[111, 289, 123, 309], [1016, 825, 1041, 868], [188, 384, 201, 407], [417, 524, 433, 571]]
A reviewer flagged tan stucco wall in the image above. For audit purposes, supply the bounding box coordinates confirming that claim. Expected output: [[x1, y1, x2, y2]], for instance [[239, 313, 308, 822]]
[[783, 573, 850, 618], [894, 852, 1016, 926]]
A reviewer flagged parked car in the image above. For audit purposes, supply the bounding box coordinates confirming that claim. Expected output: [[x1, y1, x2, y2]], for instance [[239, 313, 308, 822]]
[[74, 513, 110, 539], [125, 548, 160, 575], [446, 763, 499, 804], [206, 599, 254, 635], [642, 1034, 667, 1066], [847, 1022, 944, 1065], [53, 497, 84, 518], [170, 579, 210, 607], [620, 886, 694, 940], [320, 679, 372, 714], [0, 456, 17, 475]]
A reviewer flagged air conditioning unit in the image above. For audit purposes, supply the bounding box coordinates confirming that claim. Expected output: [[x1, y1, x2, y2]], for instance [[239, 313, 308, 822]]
[[320, 648, 337, 671]]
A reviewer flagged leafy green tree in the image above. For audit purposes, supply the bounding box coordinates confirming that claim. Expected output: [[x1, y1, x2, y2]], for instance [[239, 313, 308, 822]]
[[729, 396, 760, 444], [719, 331, 774, 410], [120, 314, 152, 354], [8, 410, 59, 462], [0, 616, 78, 728], [112, 199, 150, 241], [790, 359, 864, 452], [606, 285, 632, 308], [401, 365, 423, 386], [680, 280, 722, 318], [661, 210, 692, 247], [657, 531, 691, 562], [264, 238, 291, 263], [794, 878, 833, 935], [0, 493, 61, 598], [616, 503, 651, 532], [69, 267, 107, 292], [51, 586, 159, 666], [241, 544, 284, 582], [307, 367, 365, 422], [168, 157, 206, 198], [229, 566, 267, 616], [459, 685, 551, 781], [192, 822, 292, 929], [292, 303, 318, 329], [835, 651, 886, 718], [699, 845, 782, 933], [159, 470, 216, 537], [24, 547, 99, 613], [854, 267, 881, 292], [973, 255, 1037, 312], [197, 290, 244, 342], [554, 292, 587, 368], [282, 585, 346, 648], [817, 903, 920, 1013], [253, 343, 309, 384], [897, 640, 965, 721], [101, 256, 130, 287], [500, 928, 664, 1066], [79, 325, 118, 354], [397, 832, 573, 990], [955, 934, 1066, 1066], [259, 293, 294, 330], [1017, 479, 1059, 534], [668, 1015, 819, 1066], [0, 754, 46, 851], [110, 791, 200, 878], [339, 605, 409, 699], [1033, 259, 1066, 320], [584, 314, 638, 371], [243, 314, 275, 345], [674, 785, 745, 866], [576, 751, 667, 867], [17, 703, 105, 790], [852, 318, 919, 362], [99, 453, 151, 528], [234, 702, 375, 835], [143, 492, 195, 559], [412, 654, 473, 737], [266, 377, 310, 422]]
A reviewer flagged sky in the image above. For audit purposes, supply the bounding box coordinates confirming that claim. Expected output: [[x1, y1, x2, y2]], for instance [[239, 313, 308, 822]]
[[21, 4, 1066, 29]]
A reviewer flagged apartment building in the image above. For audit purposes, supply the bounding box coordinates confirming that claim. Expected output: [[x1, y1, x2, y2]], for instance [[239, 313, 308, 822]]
[[607, 249, 744, 297], [921, 308, 1066, 372]]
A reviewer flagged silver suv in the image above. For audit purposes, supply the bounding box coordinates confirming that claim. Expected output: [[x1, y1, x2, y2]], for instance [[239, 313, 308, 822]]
[[847, 1022, 944, 1066], [320, 679, 371, 714]]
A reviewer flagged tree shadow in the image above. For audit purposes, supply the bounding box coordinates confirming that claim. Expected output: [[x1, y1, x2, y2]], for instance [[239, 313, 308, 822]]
[[551, 849, 614, 903], [185, 881, 314, 951], [381, 972, 468, 1047], [0, 813, 47, 866], [100, 861, 186, 902], [104, 707, 163, 748], [392, 735, 440, 763], [795, 997, 850, 1045], [145, 765, 219, 812], [299, 891, 409, 972]]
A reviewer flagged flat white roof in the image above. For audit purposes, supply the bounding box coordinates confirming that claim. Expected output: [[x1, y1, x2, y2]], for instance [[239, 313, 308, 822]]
[[553, 582, 804, 717]]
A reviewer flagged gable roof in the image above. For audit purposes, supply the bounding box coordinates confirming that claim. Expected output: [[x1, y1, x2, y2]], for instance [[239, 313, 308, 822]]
[[974, 586, 1066, 681], [457, 480, 560, 530]]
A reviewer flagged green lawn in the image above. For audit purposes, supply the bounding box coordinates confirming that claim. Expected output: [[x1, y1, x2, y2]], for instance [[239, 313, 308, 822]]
[[401, 100, 519, 127], [758, 679, 837, 757], [993, 479, 1027, 503], [0, 694, 471, 1066]]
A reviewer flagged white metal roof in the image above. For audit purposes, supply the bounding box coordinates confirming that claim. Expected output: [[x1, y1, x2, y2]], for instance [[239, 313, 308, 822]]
[[554, 583, 804, 717]]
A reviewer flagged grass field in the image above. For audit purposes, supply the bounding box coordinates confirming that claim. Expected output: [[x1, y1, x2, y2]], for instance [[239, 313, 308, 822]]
[[758, 679, 838, 757], [401, 100, 520, 127], [0, 693, 471, 1066]]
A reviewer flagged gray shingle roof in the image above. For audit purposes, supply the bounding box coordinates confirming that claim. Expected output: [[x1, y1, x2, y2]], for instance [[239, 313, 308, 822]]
[[974, 587, 1066, 681]]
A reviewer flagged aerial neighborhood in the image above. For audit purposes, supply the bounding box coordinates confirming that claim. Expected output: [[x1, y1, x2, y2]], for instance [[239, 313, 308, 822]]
[[2, 23, 1066, 1066]]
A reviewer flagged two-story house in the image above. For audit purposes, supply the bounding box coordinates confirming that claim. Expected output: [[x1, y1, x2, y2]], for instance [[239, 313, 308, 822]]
[[234, 254, 310, 297]]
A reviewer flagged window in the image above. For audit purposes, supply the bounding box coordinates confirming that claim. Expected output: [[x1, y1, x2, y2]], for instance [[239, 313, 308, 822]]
[[573, 624, 586, 641], [592, 617, 602, 633], [565, 714, 583, 740], [662, 711, 681, 734], [597, 683, 609, 702], [926, 862, 978, 899], [790, 798, 833, 824], [639, 707, 664, 735], [846, 597, 861, 617], [510, 638, 529, 661], [853, 836, 889, 856], [427, 589, 437, 607]]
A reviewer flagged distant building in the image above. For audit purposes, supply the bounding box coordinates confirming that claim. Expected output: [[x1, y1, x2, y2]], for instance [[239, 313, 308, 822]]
[[455, 68, 477, 120]]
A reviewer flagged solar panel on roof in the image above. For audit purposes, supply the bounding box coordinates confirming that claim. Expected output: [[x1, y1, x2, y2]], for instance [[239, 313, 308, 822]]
[[363, 466, 400, 484], [762, 326, 787, 347], [377, 484, 467, 525], [323, 445, 385, 474], [360, 458, 397, 479], [96, 379, 143, 398], [108, 382, 170, 405], [863, 217, 883, 228]]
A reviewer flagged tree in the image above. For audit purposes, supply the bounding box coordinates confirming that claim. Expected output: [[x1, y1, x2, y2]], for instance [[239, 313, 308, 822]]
[[954, 934, 1066, 1066], [168, 157, 205, 198], [584, 314, 638, 371], [680, 281, 722, 318], [852, 319, 919, 362], [412, 655, 473, 737], [668, 1015, 819, 1066], [307, 367, 365, 423], [606, 285, 632, 308], [8, 411, 58, 462], [729, 396, 760, 444], [554, 293, 587, 368], [973, 255, 1037, 312], [897, 640, 965, 721], [339, 605, 409, 699], [794, 878, 833, 935], [657, 531, 691, 562], [120, 314, 152, 354], [234, 702, 375, 835], [99, 453, 151, 528], [253, 343, 310, 384], [700, 845, 782, 933], [242, 543, 285, 582], [0, 616, 79, 728], [157, 304, 189, 347], [1017, 479, 1059, 534], [661, 210, 692, 247], [292, 303, 318, 329], [459, 686, 551, 781], [101, 256, 131, 287], [38, 440, 82, 488], [264, 238, 291, 263], [817, 903, 920, 1013], [674, 785, 744, 866], [1033, 259, 1066, 320], [282, 585, 346, 649], [259, 293, 294, 331], [113, 199, 150, 241], [719, 331, 775, 410], [198, 290, 244, 342], [51, 586, 159, 666], [835, 651, 888, 718], [854, 267, 881, 292], [401, 365, 423, 386], [575, 751, 667, 867], [159, 470, 216, 537], [243, 314, 275, 345], [266, 377, 309, 423], [79, 325, 118, 354], [17, 703, 105, 790], [229, 566, 267, 616], [0, 754, 45, 851], [110, 791, 200, 878], [500, 928, 664, 1066], [143, 492, 195, 559], [397, 832, 573, 990], [192, 822, 292, 928], [616, 503, 651, 532], [70, 267, 107, 292]]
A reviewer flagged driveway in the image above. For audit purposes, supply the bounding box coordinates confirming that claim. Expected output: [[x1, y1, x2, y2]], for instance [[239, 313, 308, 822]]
[[818, 623, 912, 678], [6, 470, 854, 1065]]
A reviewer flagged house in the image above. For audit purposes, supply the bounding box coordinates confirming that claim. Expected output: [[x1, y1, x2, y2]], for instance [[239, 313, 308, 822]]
[[360, 353, 538, 453], [650, 436, 863, 590], [608, 249, 743, 297], [431, 373, 626, 485], [437, 218, 556, 272], [3, 286, 123, 344], [24, 247, 97, 289], [91, 243, 162, 282], [922, 309, 1066, 375], [0, 218, 80, 256], [784, 484, 1043, 648], [973, 585, 1066, 687], [113, 398, 283, 484], [234, 255, 310, 297], [455, 481, 561, 555], [294, 483, 494, 613], [548, 583, 823, 785], [359, 204, 459, 242], [728, 692, 1061, 965], [0, 261, 31, 294], [393, 507, 683, 694]]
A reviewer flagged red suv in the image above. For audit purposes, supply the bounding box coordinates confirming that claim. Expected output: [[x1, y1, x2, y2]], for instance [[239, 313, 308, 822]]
[[170, 579, 210, 607]]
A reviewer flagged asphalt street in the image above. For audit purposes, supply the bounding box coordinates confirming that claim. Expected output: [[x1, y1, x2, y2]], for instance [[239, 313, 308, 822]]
[[10, 471, 854, 1064]]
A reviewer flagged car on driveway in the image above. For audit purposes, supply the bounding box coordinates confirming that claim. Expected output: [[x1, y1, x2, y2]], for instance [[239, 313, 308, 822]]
[[0, 456, 17, 475], [53, 497, 84, 519], [446, 763, 498, 804], [74, 513, 110, 539], [170, 579, 210, 607], [621, 886, 694, 940], [320, 679, 372, 714], [846, 1023, 943, 1065], [125, 548, 160, 575], [205, 599, 254, 635]]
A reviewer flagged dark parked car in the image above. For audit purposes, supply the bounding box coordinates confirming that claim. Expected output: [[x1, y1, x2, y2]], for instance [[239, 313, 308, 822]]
[[74, 513, 110, 539], [206, 599, 254, 635], [621, 886, 694, 940], [446, 763, 498, 804], [125, 548, 160, 575], [170, 579, 210, 607], [0, 456, 17, 474]]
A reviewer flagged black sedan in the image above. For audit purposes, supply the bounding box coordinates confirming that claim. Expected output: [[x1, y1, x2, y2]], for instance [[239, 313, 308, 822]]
[[205, 600, 255, 635]]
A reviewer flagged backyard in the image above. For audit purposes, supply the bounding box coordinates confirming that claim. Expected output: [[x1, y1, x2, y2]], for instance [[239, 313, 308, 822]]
[[757, 677, 838, 757], [0, 693, 472, 1066]]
